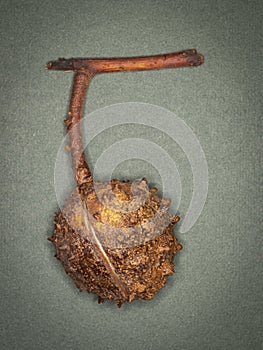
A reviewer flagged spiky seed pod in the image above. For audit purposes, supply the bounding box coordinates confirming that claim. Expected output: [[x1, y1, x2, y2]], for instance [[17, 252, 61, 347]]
[[46, 50, 204, 306], [49, 178, 182, 307]]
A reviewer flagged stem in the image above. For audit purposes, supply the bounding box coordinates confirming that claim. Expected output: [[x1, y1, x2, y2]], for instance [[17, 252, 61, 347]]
[[46, 49, 204, 74], [66, 71, 94, 185], [48, 49, 204, 185]]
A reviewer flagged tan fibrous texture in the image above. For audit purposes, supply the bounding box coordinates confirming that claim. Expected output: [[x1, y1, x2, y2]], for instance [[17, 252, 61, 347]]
[[49, 178, 182, 307]]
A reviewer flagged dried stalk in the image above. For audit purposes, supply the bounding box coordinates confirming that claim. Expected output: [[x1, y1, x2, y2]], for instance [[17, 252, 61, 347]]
[[65, 72, 94, 185]]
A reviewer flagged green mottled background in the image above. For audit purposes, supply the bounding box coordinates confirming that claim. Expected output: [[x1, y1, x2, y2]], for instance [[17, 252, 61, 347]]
[[0, 0, 262, 349]]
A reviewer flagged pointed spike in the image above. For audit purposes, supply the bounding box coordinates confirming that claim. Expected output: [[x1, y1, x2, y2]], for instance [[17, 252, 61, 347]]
[[177, 243, 183, 251], [150, 187, 158, 193], [171, 215, 180, 224], [117, 301, 123, 308], [162, 262, 175, 275], [98, 296, 104, 304]]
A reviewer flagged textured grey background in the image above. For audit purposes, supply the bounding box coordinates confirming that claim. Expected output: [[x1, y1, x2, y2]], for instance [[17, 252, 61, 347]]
[[0, 0, 262, 349]]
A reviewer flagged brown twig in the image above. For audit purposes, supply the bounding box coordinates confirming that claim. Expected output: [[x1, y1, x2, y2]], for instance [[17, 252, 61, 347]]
[[47, 49, 204, 185], [65, 71, 94, 185], [46, 49, 204, 74]]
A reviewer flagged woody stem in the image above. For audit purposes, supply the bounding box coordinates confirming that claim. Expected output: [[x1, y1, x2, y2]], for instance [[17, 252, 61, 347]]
[[66, 71, 94, 186], [47, 49, 204, 74], [48, 49, 204, 186]]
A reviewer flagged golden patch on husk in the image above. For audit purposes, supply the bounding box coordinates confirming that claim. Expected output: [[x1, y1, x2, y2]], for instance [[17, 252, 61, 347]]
[[49, 178, 182, 307]]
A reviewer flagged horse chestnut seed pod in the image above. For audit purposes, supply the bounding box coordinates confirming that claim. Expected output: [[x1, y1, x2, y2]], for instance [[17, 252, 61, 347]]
[[46, 49, 204, 306]]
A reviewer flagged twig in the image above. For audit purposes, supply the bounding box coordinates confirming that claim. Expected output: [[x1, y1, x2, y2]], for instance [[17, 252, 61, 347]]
[[46, 49, 204, 74], [65, 71, 94, 185], [47, 49, 204, 185]]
